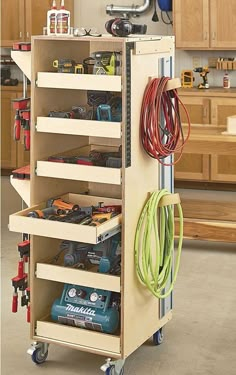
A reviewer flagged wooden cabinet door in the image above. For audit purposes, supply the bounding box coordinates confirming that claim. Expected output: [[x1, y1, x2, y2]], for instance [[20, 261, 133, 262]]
[[1, 91, 17, 169], [210, 0, 236, 48], [179, 96, 210, 124], [174, 153, 210, 181], [25, 0, 74, 41], [1, 0, 24, 47], [174, 0, 209, 48], [211, 155, 236, 182], [211, 98, 236, 126]]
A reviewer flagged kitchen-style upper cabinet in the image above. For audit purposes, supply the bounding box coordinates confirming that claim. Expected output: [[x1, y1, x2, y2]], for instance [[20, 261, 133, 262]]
[[174, 0, 209, 49], [210, 0, 236, 49], [174, 0, 236, 49], [1, 0, 25, 47], [1, 0, 74, 47]]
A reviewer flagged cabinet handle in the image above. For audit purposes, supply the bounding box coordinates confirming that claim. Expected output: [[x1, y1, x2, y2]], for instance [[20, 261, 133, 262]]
[[212, 32, 216, 40], [26, 32, 30, 38], [19, 31, 22, 38], [203, 106, 208, 118], [204, 31, 208, 41]]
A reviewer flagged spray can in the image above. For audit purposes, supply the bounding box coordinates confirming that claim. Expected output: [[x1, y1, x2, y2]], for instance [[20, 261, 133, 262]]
[[223, 72, 230, 89], [47, 0, 57, 36], [56, 0, 70, 35]]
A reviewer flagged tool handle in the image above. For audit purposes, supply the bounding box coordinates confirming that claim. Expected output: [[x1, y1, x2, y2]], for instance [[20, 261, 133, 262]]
[[14, 116, 21, 141], [18, 260, 24, 279], [24, 129, 30, 151], [12, 293, 18, 313], [27, 305, 30, 323]]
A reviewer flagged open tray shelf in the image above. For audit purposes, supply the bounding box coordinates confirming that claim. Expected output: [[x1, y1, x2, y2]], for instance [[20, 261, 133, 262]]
[[36, 117, 122, 138], [36, 72, 122, 92], [36, 145, 122, 185], [9, 193, 122, 243], [35, 319, 121, 356], [36, 263, 121, 293]]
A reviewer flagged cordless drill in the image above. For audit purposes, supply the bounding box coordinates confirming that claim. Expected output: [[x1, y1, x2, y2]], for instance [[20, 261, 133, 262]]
[[193, 67, 210, 89]]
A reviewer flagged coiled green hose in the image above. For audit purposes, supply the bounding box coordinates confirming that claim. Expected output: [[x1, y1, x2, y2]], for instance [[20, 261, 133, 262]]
[[134, 189, 183, 299]]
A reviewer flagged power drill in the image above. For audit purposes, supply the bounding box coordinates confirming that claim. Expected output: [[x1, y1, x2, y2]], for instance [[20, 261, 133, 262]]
[[193, 67, 210, 89], [91, 51, 121, 75]]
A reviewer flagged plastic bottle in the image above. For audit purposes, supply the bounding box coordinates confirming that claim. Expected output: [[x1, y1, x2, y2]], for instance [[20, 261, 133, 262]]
[[223, 72, 230, 89], [56, 0, 70, 36], [47, 0, 57, 36]]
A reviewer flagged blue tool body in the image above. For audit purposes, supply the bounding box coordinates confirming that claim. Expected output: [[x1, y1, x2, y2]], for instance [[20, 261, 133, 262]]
[[51, 284, 119, 334]]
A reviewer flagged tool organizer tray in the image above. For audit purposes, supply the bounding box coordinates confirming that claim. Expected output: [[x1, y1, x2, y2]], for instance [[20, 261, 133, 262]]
[[36, 145, 122, 185], [36, 116, 122, 138], [36, 263, 121, 293], [9, 193, 122, 243], [37, 72, 122, 92], [35, 319, 121, 356]]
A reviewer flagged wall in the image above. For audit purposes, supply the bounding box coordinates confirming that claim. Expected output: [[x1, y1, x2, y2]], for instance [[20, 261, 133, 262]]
[[74, 0, 236, 88]]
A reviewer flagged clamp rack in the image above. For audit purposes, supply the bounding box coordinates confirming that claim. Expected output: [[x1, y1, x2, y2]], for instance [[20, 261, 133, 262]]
[[9, 34, 176, 374]]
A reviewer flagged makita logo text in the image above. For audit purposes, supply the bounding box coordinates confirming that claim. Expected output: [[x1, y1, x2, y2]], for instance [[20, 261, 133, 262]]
[[65, 304, 96, 316]]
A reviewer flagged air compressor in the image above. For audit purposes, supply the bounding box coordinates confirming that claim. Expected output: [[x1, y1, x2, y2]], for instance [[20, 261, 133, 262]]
[[51, 284, 120, 334]]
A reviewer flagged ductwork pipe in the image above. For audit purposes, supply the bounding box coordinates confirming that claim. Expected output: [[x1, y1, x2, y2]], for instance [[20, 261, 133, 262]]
[[106, 0, 152, 17]]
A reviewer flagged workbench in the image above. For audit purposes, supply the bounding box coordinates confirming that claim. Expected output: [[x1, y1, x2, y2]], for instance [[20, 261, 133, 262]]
[[175, 127, 236, 243]]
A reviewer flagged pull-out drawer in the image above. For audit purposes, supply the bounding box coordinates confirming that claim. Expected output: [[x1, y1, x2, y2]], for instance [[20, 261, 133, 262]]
[[37, 72, 122, 92], [35, 320, 121, 357], [36, 263, 121, 293], [9, 193, 122, 243], [36, 145, 122, 185], [36, 117, 122, 138]]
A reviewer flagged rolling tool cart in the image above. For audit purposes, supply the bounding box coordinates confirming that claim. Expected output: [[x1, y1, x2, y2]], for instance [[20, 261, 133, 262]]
[[9, 35, 183, 374]]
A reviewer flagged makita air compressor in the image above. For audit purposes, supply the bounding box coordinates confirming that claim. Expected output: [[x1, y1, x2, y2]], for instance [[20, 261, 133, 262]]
[[51, 284, 119, 334]]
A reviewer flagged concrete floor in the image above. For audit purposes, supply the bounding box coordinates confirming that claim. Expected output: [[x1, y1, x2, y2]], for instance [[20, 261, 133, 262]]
[[1, 176, 236, 375]]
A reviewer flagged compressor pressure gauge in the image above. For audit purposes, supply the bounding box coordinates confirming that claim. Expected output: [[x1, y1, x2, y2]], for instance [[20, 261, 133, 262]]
[[90, 292, 99, 302], [68, 287, 77, 298]]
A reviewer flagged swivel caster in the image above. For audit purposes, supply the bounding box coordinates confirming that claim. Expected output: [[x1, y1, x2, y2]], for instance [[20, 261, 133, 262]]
[[27, 342, 49, 365], [31, 348, 48, 364], [153, 327, 164, 345], [106, 365, 124, 375]]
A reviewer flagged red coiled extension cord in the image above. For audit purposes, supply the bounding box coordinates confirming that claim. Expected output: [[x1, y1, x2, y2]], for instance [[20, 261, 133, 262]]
[[140, 76, 191, 166]]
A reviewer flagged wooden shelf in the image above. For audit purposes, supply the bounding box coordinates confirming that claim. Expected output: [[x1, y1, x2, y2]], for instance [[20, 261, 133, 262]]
[[10, 175, 30, 206], [36, 117, 122, 138], [36, 161, 121, 185], [9, 193, 122, 243], [36, 263, 121, 293], [37, 72, 122, 92], [11, 51, 31, 81]]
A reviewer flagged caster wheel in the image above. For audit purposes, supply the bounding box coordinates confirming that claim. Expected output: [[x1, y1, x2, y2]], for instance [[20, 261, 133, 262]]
[[153, 328, 164, 345], [106, 365, 124, 375], [31, 348, 48, 364]]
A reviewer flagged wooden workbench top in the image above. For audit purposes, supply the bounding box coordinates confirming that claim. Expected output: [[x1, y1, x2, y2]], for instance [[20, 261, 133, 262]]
[[179, 87, 236, 97], [1, 84, 25, 92]]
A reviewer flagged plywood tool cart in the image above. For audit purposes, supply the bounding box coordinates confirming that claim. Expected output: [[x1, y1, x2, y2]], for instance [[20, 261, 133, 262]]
[[9, 35, 178, 374]]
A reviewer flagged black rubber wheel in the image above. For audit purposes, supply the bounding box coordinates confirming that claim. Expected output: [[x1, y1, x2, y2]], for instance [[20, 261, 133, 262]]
[[153, 328, 164, 345], [106, 365, 124, 375], [31, 348, 48, 364]]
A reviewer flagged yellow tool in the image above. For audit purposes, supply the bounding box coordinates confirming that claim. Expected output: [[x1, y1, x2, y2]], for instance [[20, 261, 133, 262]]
[[193, 66, 210, 89], [181, 70, 194, 88]]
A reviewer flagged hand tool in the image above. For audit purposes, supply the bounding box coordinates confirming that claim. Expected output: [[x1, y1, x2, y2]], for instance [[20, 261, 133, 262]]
[[51, 284, 119, 333], [48, 110, 75, 118], [27, 206, 60, 219], [12, 165, 30, 180], [47, 198, 80, 211], [91, 51, 121, 75], [11, 240, 30, 313], [181, 70, 194, 88], [12, 98, 31, 149], [193, 66, 210, 89], [53, 59, 84, 74], [96, 104, 112, 121]]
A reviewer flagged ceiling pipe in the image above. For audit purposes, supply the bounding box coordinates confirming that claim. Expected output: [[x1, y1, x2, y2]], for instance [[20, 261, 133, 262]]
[[106, 0, 152, 18]]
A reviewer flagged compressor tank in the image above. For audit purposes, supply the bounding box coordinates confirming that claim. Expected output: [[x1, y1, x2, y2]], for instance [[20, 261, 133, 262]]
[[51, 284, 119, 334]]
